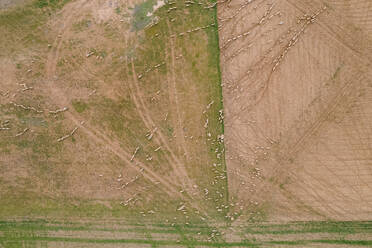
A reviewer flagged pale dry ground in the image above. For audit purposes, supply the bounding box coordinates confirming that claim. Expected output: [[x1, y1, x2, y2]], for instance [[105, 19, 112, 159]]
[[0, 0, 28, 9], [218, 0, 372, 221]]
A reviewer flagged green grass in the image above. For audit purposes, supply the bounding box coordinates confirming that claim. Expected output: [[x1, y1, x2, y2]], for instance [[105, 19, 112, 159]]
[[204, 1, 228, 214], [87, 95, 176, 174], [332, 64, 343, 80], [131, 0, 157, 31], [0, 222, 211, 235], [72, 18, 92, 32], [244, 221, 372, 234], [33, 0, 71, 9], [268, 240, 372, 246], [71, 99, 88, 113], [0, 0, 229, 225], [0, 236, 259, 247], [130, 0, 228, 218], [0, 0, 71, 55], [314, 239, 372, 246], [7, 237, 371, 247], [1, 220, 372, 247], [0, 192, 113, 218], [0, 220, 256, 247]]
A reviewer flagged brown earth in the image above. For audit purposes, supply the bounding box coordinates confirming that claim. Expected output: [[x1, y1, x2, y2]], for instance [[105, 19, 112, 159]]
[[218, 0, 372, 221]]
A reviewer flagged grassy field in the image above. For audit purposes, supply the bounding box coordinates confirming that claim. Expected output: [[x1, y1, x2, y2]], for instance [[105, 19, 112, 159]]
[[0, 220, 371, 247], [0, 0, 228, 224], [1, 1, 371, 247]]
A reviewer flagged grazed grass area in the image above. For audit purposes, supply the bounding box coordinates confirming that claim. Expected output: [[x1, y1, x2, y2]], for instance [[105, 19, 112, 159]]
[[71, 99, 88, 113], [0, 237, 258, 248], [33, 0, 71, 9], [127, 0, 228, 218], [0, 0, 227, 223], [1, 220, 371, 247], [268, 240, 372, 246], [131, 0, 157, 31], [1, 2, 370, 247], [244, 221, 372, 234], [0, 192, 199, 223], [0, 0, 71, 55]]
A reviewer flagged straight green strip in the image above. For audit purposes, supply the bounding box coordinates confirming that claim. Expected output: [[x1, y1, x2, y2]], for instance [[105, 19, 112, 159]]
[[0, 236, 258, 247]]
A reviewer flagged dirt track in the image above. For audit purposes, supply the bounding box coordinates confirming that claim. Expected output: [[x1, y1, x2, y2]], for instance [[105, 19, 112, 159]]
[[43, 0, 185, 200], [0, 0, 228, 221], [218, 0, 372, 221], [1, 0, 372, 225]]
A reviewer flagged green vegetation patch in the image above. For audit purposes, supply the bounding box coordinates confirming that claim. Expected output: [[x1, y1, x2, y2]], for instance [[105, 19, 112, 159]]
[[131, 0, 157, 31], [1, 220, 372, 247], [129, 0, 228, 218], [33, 0, 71, 9], [1, 0, 228, 224], [244, 221, 372, 235], [267, 240, 372, 246], [0, 0, 71, 55], [71, 99, 88, 113], [72, 18, 92, 32]]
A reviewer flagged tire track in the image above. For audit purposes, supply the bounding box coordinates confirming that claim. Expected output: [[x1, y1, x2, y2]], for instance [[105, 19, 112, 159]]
[[129, 61, 199, 198], [43, 0, 186, 200], [166, 21, 190, 165], [284, 75, 363, 161], [284, 0, 372, 64]]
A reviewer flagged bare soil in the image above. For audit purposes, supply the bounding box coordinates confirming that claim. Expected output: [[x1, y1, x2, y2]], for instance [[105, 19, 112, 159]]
[[218, 0, 372, 221]]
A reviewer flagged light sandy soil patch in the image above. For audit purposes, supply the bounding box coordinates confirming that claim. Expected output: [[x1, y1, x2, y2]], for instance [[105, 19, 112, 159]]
[[218, 0, 372, 221], [0, 0, 28, 9]]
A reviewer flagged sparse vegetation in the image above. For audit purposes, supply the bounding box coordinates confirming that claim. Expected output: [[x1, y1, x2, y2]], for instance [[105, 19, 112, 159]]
[[72, 18, 92, 32], [131, 0, 156, 31], [1, 0, 371, 246], [71, 99, 88, 113], [33, 0, 71, 9]]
